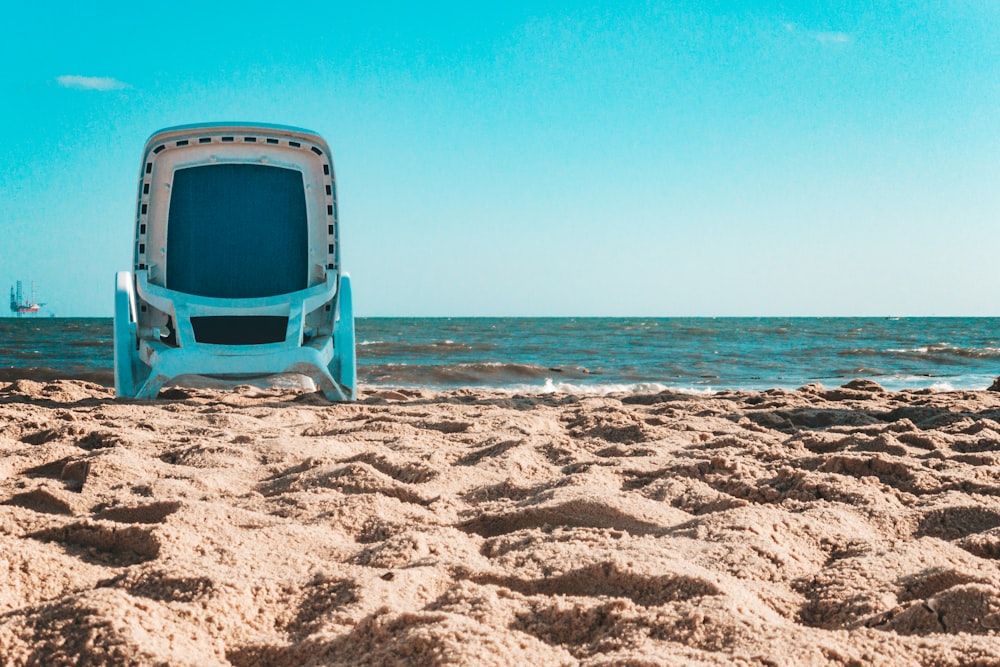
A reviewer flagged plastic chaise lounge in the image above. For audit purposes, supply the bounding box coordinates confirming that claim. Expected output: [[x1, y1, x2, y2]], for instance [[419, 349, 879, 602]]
[[114, 123, 356, 400]]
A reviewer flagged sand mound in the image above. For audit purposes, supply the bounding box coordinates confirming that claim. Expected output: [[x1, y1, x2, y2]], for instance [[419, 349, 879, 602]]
[[3, 380, 1000, 664]]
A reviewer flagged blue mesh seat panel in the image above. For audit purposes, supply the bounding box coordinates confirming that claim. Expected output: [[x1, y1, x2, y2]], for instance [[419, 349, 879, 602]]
[[166, 164, 309, 298]]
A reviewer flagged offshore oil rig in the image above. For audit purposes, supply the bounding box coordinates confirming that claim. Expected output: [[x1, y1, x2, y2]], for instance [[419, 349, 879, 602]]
[[9, 281, 44, 317]]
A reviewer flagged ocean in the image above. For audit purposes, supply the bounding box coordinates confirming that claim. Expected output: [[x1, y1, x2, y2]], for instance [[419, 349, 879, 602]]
[[2, 317, 1000, 393]]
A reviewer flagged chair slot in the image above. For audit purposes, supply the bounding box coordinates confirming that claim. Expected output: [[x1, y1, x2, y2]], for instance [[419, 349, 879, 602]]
[[190, 316, 289, 345]]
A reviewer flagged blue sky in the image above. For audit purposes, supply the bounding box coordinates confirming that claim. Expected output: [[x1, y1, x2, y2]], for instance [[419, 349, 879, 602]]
[[2, 1, 998, 316]]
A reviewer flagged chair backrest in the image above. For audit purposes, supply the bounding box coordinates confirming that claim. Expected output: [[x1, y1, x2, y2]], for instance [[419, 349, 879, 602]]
[[135, 123, 340, 299], [132, 123, 341, 346]]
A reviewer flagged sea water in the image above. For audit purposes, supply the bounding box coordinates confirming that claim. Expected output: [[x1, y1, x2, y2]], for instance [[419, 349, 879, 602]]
[[2, 317, 1000, 393]]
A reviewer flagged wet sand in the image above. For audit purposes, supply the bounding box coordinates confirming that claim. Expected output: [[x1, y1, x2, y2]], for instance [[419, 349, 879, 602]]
[[3, 379, 1000, 665]]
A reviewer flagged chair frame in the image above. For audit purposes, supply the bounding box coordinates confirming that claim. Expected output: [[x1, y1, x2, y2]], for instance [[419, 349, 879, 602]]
[[114, 123, 356, 400]]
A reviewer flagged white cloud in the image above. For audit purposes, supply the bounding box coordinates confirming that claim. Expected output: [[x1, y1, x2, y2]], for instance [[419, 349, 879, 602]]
[[783, 23, 852, 46], [56, 75, 129, 91], [814, 31, 851, 45]]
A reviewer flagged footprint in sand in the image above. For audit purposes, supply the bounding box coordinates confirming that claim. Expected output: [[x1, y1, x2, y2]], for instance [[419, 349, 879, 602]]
[[461, 498, 673, 539], [472, 561, 721, 607], [4, 487, 74, 515], [97, 570, 215, 603], [917, 506, 1000, 541], [93, 500, 181, 524], [29, 521, 161, 565]]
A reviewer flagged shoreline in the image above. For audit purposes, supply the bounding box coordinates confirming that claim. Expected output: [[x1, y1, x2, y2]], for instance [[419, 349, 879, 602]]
[[0, 370, 997, 397], [3, 379, 1000, 664]]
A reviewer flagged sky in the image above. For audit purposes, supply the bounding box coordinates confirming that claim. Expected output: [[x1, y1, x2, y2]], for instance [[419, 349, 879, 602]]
[[1, 0, 998, 317]]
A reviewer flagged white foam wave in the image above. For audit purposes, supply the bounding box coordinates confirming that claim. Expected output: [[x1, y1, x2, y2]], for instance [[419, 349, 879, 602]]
[[529, 378, 716, 396], [884, 343, 1000, 358], [874, 374, 995, 392], [885, 343, 953, 354], [362, 378, 718, 396]]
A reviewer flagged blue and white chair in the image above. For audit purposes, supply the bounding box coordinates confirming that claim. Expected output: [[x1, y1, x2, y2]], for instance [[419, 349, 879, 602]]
[[114, 123, 356, 400]]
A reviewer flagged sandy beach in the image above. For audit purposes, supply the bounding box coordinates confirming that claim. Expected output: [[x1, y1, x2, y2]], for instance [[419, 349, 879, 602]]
[[3, 378, 1000, 665]]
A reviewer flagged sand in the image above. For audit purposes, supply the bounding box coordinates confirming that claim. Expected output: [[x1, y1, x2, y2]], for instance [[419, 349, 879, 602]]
[[3, 378, 1000, 665]]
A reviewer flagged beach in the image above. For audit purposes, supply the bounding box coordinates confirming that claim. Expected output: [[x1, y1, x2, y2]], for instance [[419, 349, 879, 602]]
[[3, 379, 1000, 665]]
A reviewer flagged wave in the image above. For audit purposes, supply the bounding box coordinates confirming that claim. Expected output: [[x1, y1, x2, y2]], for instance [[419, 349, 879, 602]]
[[364, 377, 718, 396], [535, 379, 715, 396], [67, 340, 110, 348], [2, 349, 48, 361], [839, 344, 1000, 360], [898, 344, 1000, 359], [362, 362, 596, 387], [358, 340, 498, 357]]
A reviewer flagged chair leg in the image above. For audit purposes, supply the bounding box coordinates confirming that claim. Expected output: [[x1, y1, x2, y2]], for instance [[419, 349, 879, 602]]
[[332, 272, 357, 400], [312, 370, 350, 402], [114, 272, 138, 398], [133, 372, 171, 400]]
